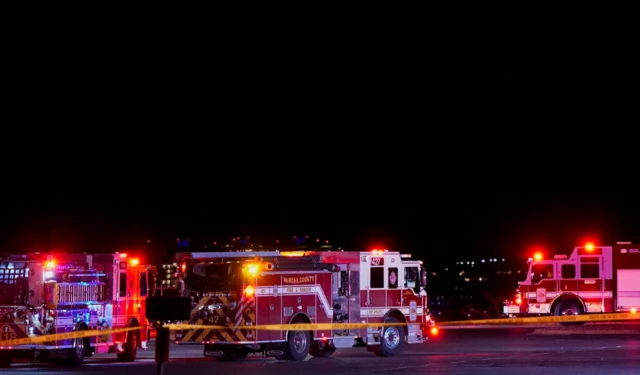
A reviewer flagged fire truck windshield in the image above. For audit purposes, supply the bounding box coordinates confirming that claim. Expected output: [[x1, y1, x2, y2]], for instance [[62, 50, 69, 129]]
[[531, 263, 553, 283], [187, 263, 243, 292]]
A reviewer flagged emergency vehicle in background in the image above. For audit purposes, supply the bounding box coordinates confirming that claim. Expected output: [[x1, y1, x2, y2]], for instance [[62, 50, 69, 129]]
[[174, 249, 436, 361], [503, 241, 640, 324], [0, 252, 157, 367]]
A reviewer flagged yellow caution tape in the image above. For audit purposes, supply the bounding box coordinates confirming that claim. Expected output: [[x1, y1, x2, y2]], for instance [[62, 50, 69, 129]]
[[2, 311, 638, 346], [438, 312, 640, 326], [0, 326, 139, 347], [166, 321, 412, 331]]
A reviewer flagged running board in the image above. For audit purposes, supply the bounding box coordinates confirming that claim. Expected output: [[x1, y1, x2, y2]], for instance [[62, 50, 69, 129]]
[[332, 336, 357, 348]]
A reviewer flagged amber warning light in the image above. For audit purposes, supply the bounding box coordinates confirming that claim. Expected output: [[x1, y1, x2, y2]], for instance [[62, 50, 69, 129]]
[[244, 285, 255, 297], [246, 264, 258, 276]]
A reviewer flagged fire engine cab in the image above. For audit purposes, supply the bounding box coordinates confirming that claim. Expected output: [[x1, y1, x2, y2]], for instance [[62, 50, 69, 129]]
[[503, 242, 640, 324], [0, 252, 157, 367], [174, 249, 436, 361]]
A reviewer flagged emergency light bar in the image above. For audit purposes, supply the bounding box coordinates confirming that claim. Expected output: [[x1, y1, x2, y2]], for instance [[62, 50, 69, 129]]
[[179, 251, 283, 260]]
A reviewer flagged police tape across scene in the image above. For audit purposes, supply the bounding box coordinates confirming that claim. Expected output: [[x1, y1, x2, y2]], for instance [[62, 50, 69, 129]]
[[165, 321, 416, 332], [166, 312, 639, 331], [2, 312, 639, 347], [437, 312, 640, 326]]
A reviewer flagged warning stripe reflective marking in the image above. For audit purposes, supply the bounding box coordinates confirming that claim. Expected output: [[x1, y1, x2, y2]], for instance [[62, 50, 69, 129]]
[[181, 319, 203, 342]]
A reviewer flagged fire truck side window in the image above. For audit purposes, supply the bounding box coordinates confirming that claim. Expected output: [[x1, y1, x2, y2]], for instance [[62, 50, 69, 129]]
[[370, 267, 384, 288], [388, 267, 398, 289], [531, 264, 553, 284], [140, 272, 147, 297], [119, 273, 127, 297], [580, 257, 600, 278], [405, 267, 420, 294], [561, 264, 576, 278]]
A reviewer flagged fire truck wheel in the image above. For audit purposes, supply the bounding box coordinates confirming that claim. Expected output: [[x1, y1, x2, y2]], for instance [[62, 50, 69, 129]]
[[555, 301, 586, 326], [0, 352, 11, 367], [376, 317, 404, 357], [67, 335, 86, 366], [117, 330, 138, 362], [286, 329, 311, 361]]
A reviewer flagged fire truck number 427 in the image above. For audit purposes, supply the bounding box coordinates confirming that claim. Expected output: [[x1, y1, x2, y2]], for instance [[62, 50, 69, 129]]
[[174, 249, 437, 361]]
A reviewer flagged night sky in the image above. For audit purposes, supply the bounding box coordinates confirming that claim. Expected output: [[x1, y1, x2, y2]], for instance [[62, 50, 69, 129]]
[[2, 157, 637, 269], [2, 33, 637, 269]]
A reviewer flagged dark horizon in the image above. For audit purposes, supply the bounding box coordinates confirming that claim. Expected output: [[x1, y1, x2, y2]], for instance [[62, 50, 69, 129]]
[[2, 178, 637, 269]]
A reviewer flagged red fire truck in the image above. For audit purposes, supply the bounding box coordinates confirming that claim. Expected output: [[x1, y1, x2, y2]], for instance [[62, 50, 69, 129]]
[[0, 252, 157, 367], [174, 249, 436, 361], [503, 241, 640, 324]]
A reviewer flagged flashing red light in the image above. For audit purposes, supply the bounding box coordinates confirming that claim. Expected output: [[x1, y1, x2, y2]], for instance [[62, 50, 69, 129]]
[[515, 296, 522, 305], [585, 242, 595, 252], [533, 252, 543, 262], [119, 253, 127, 258], [631, 307, 637, 314], [244, 285, 255, 297], [46, 260, 56, 269], [430, 327, 439, 336], [129, 258, 139, 266], [181, 263, 186, 272]]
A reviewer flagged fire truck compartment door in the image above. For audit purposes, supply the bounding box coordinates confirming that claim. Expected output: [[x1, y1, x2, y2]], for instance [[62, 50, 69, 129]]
[[617, 269, 640, 308], [45, 282, 59, 309]]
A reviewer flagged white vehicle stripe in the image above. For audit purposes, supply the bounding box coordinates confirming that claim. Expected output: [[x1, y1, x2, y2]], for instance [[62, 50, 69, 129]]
[[527, 292, 613, 299], [360, 307, 424, 316]]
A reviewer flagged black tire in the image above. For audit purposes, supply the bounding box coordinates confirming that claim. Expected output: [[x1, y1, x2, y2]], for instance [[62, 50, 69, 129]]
[[554, 301, 585, 326], [309, 341, 336, 358], [117, 329, 138, 362], [67, 333, 87, 366], [375, 317, 404, 357], [286, 329, 311, 361]]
